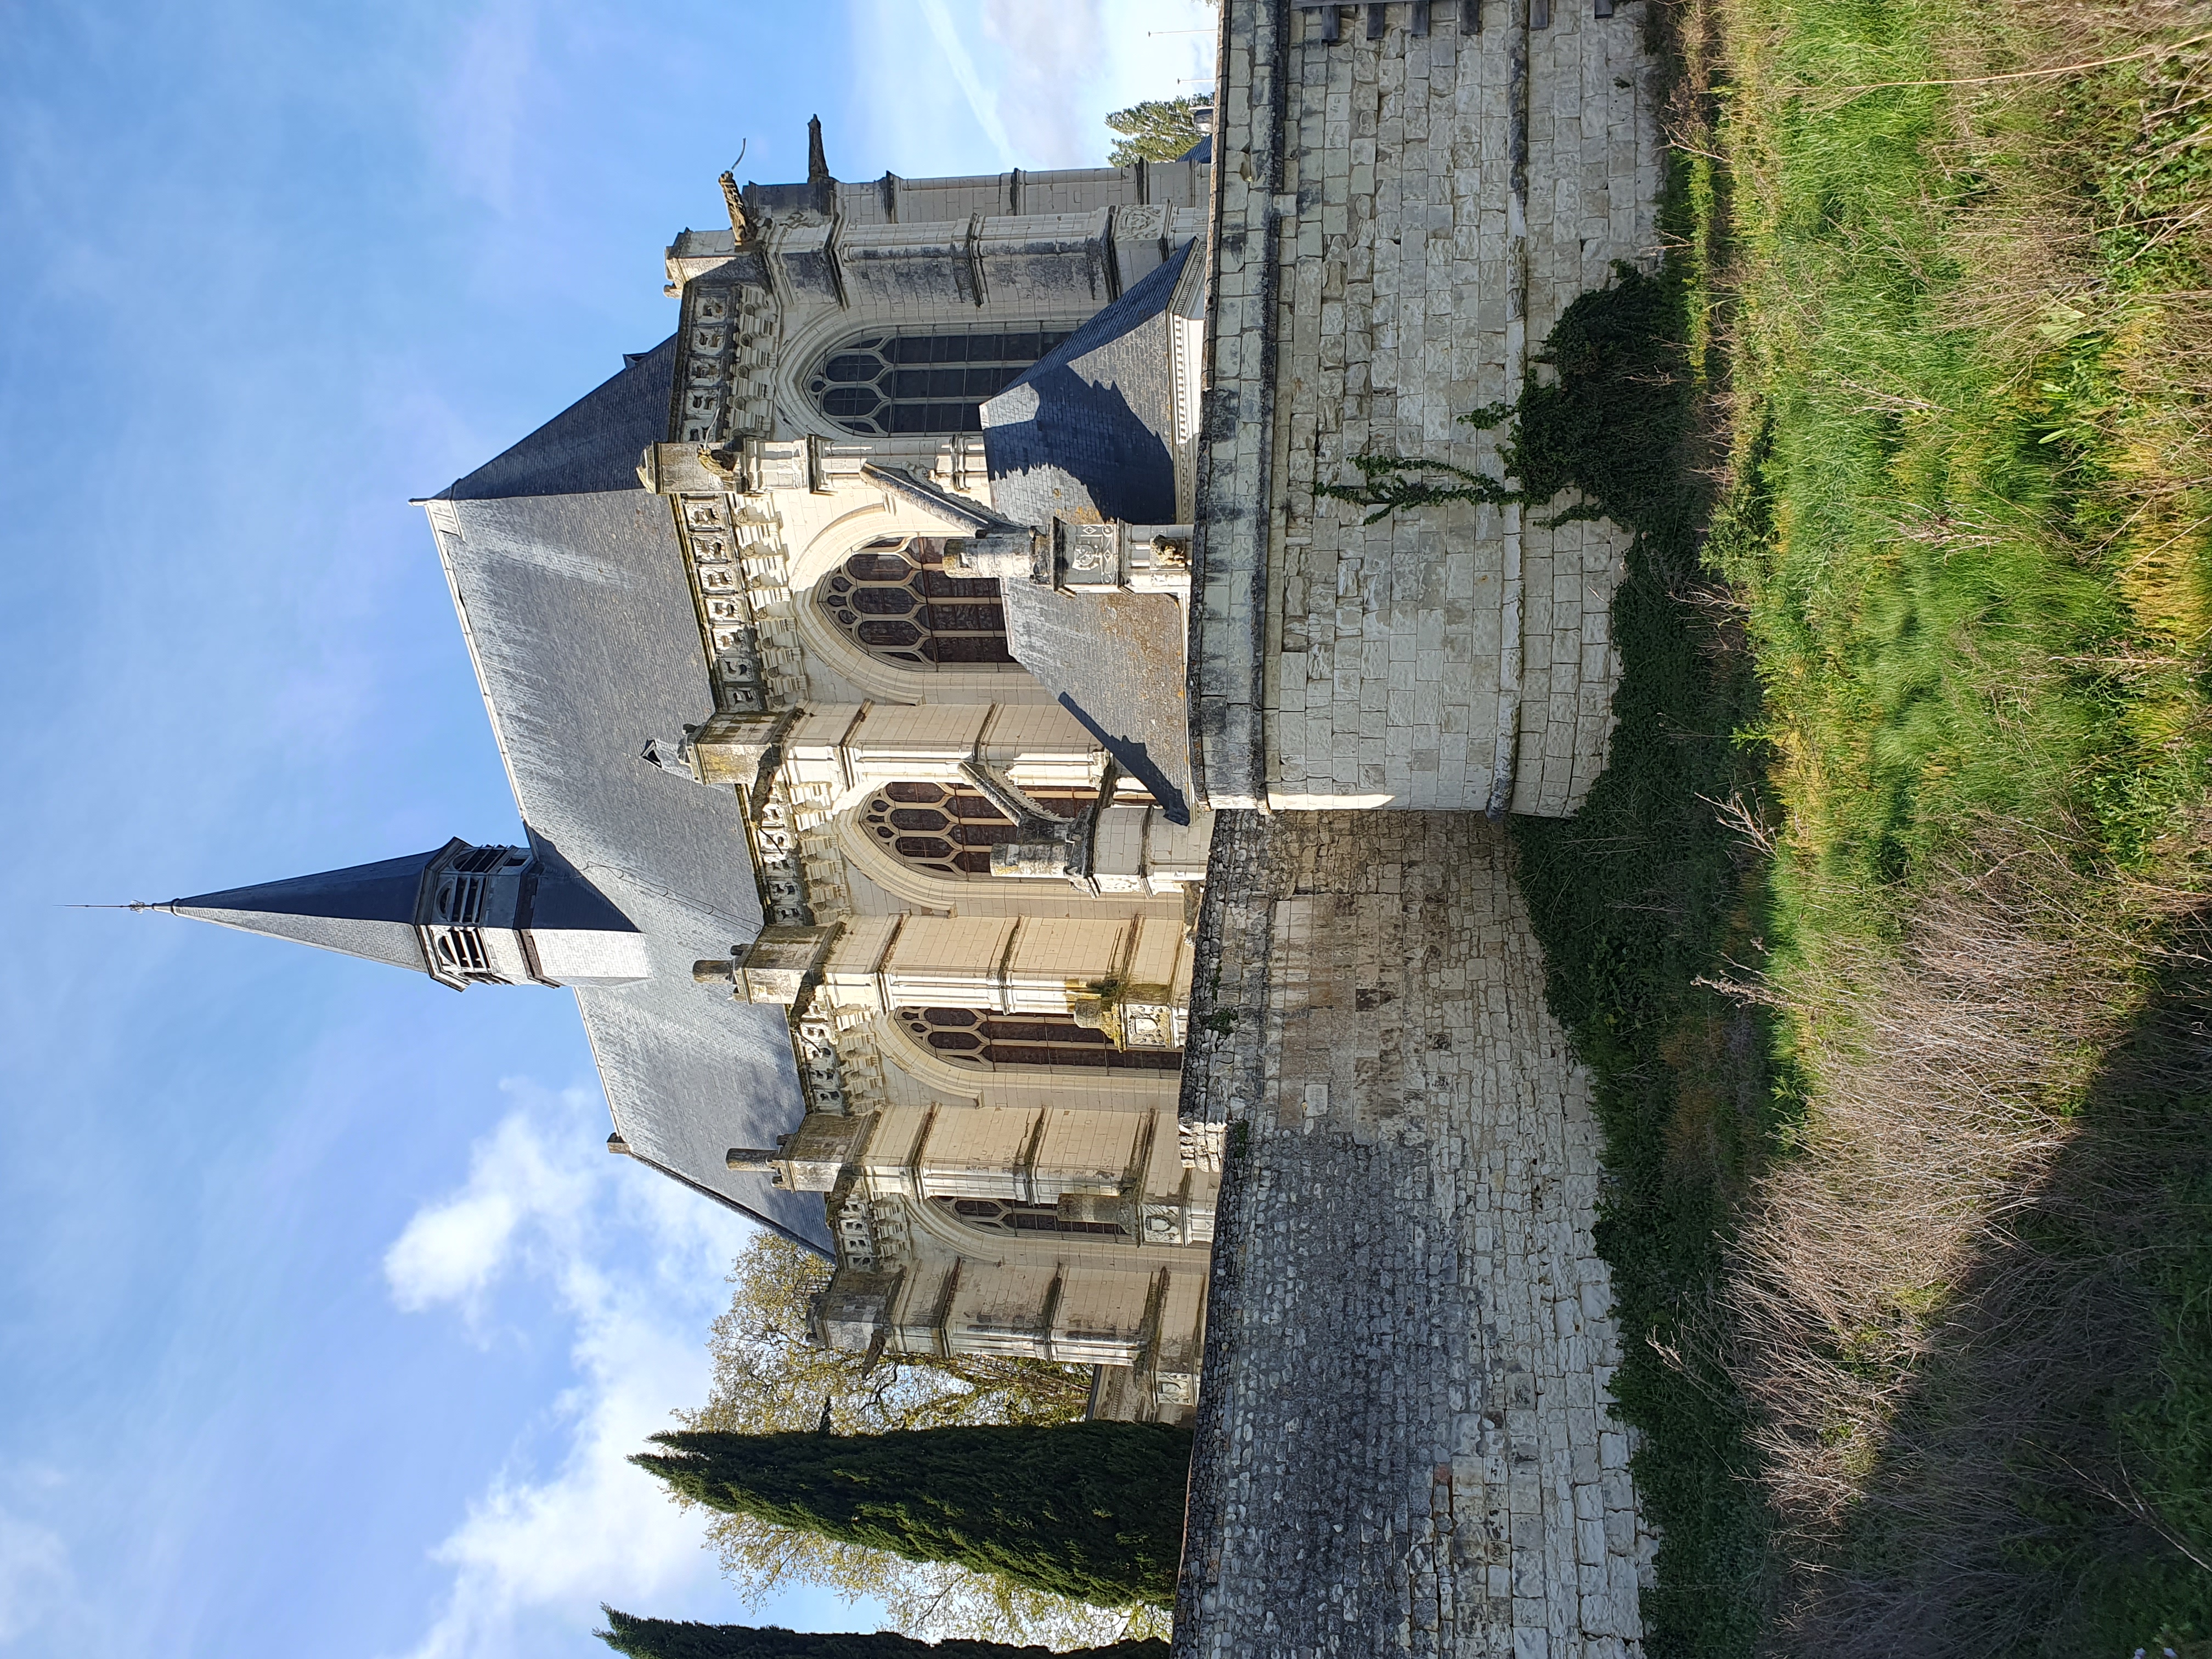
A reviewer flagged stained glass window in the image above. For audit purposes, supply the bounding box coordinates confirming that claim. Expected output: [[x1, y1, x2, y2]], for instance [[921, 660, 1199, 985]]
[[860, 780, 1089, 878], [895, 1007, 1182, 1074], [808, 328, 1074, 436], [928, 1196, 1128, 1239], [819, 537, 1015, 668]]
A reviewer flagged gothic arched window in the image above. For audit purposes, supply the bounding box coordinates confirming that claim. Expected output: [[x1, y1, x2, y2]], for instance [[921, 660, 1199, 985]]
[[820, 538, 1015, 668], [896, 1007, 1182, 1074], [808, 328, 1074, 436], [929, 1196, 1128, 1239], [861, 781, 1088, 878]]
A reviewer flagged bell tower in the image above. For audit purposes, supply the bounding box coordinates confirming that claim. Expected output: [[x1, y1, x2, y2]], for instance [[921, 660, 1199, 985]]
[[156, 837, 652, 990]]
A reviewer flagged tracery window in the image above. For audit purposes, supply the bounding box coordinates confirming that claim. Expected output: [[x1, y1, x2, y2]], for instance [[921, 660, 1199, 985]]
[[896, 1007, 1182, 1074], [929, 1196, 1127, 1239], [809, 328, 1074, 436], [820, 538, 1014, 668], [860, 781, 1089, 879]]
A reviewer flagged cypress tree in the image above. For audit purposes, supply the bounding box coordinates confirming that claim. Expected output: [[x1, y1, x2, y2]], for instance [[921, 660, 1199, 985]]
[[630, 1422, 1192, 1608], [595, 1609, 1169, 1659]]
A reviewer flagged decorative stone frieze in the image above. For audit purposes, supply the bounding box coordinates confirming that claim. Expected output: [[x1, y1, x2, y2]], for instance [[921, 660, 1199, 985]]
[[668, 271, 780, 448]]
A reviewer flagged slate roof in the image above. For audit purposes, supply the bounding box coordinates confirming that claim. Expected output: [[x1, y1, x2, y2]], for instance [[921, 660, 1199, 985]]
[[980, 240, 1193, 529], [448, 335, 680, 501], [426, 340, 827, 1251], [997, 585, 1194, 823], [975, 245, 1201, 822]]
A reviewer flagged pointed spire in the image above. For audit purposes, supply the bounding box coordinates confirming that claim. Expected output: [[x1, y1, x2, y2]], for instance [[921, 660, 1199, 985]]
[[156, 838, 651, 989], [806, 115, 831, 189], [171, 844, 460, 975]]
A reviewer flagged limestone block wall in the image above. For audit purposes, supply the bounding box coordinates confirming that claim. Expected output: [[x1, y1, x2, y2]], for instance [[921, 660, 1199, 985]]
[[822, 161, 1209, 230], [811, 912, 1194, 1024], [1190, 0, 1660, 816], [1174, 812, 1653, 1657]]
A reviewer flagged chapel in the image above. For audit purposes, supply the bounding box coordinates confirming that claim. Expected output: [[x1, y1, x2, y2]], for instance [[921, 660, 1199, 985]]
[[161, 126, 1222, 1421], [155, 48, 1629, 1429], [143, 0, 1680, 1638]]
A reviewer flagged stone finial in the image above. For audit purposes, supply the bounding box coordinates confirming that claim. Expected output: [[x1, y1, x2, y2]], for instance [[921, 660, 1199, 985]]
[[607, 1133, 630, 1155], [636, 441, 733, 496], [810, 1270, 900, 1351], [725, 1148, 780, 1172], [806, 115, 831, 188], [681, 708, 800, 793], [693, 958, 738, 984]]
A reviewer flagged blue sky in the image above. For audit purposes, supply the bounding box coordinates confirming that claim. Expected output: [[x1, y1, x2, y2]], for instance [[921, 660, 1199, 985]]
[[0, 4, 1212, 1656]]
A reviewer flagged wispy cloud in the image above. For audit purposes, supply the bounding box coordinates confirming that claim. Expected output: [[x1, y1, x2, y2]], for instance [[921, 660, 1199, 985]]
[[0, 1504, 75, 1647], [850, 0, 1217, 176], [425, 0, 541, 216], [915, 0, 1018, 168], [977, 0, 1104, 166], [387, 1082, 762, 1659]]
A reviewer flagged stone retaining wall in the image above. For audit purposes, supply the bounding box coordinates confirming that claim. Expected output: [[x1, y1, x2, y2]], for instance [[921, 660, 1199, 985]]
[[1174, 811, 1653, 1657], [1190, 0, 1660, 815]]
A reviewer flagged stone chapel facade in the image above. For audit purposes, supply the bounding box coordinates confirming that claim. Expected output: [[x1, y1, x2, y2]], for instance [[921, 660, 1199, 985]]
[[160, 0, 1656, 1502], [613, 136, 1224, 1421], [163, 133, 1229, 1423]]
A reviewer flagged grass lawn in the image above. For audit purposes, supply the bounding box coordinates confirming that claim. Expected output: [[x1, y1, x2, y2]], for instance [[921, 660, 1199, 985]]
[[1514, 0, 2212, 1652]]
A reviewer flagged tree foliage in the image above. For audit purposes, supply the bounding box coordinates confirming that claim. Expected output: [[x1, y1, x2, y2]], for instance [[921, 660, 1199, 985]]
[[684, 1234, 1087, 1440], [1104, 99, 1205, 167], [633, 1423, 1194, 1610], [669, 1235, 1155, 1646], [595, 1608, 1169, 1659]]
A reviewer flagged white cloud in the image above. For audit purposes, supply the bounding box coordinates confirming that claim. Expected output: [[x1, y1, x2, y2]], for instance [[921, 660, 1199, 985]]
[[978, 0, 1105, 166], [0, 1505, 74, 1646], [854, 1, 1218, 176], [385, 1081, 763, 1659], [382, 1103, 593, 1318]]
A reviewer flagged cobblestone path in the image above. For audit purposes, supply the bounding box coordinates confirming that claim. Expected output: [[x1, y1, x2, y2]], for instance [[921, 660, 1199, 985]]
[[1175, 812, 1652, 1658]]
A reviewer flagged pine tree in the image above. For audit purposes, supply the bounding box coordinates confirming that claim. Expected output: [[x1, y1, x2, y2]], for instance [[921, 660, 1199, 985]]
[[595, 1608, 1170, 1659], [631, 1422, 1192, 1609], [1104, 99, 1205, 166]]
